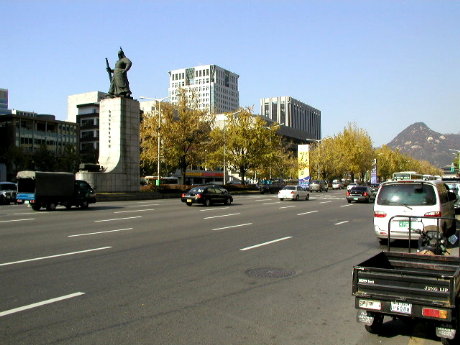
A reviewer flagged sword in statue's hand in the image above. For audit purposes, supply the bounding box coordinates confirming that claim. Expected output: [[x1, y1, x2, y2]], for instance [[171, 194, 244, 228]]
[[105, 58, 112, 82]]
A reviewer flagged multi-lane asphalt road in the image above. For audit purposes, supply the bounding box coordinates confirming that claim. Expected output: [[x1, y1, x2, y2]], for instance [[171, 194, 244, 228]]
[[0, 190, 452, 345]]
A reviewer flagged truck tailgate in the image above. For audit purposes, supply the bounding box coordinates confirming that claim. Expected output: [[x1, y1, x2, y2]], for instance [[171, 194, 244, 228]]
[[353, 251, 460, 308]]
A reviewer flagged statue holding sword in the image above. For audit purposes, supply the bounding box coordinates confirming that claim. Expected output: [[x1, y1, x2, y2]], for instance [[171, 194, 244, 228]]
[[106, 47, 132, 98]]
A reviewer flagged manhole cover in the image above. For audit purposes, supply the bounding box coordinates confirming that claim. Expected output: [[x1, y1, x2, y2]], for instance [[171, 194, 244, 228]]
[[245, 267, 296, 279]]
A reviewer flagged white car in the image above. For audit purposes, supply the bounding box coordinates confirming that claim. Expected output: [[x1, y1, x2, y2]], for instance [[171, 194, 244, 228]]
[[278, 185, 310, 201], [373, 179, 457, 243], [332, 180, 344, 189]]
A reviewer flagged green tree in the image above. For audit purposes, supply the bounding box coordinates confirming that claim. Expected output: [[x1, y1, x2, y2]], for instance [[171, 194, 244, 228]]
[[140, 89, 214, 184], [206, 108, 284, 184]]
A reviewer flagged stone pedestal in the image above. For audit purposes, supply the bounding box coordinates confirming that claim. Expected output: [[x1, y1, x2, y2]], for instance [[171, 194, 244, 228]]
[[77, 97, 140, 192]]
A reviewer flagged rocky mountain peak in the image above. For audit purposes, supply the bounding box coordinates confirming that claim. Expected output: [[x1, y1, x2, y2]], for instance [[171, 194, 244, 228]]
[[387, 122, 460, 167]]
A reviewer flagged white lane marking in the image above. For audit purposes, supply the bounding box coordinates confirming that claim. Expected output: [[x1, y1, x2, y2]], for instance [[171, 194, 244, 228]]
[[113, 209, 154, 214], [335, 221, 349, 226], [136, 201, 159, 205], [212, 223, 252, 231], [280, 205, 296, 209], [68, 228, 133, 237], [130, 203, 159, 207], [340, 204, 353, 207], [204, 213, 240, 220], [263, 202, 281, 205], [320, 201, 332, 204], [0, 292, 85, 317], [94, 216, 142, 222], [297, 210, 319, 215], [0, 218, 35, 223], [200, 207, 230, 212], [240, 236, 292, 251], [254, 199, 273, 202], [0, 247, 112, 267]]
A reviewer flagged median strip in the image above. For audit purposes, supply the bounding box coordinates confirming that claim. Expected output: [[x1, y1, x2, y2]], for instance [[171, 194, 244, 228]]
[[240, 236, 292, 251], [0, 292, 85, 317], [0, 247, 112, 267]]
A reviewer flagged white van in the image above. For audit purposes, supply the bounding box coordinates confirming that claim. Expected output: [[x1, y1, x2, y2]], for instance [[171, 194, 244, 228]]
[[373, 179, 457, 243]]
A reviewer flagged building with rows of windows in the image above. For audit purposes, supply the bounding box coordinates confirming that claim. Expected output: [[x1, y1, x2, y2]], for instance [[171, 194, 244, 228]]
[[259, 96, 321, 142], [168, 64, 239, 113]]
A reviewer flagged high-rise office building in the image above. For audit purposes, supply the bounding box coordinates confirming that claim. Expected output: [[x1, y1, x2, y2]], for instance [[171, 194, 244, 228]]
[[260, 96, 321, 141], [0, 88, 8, 113], [168, 65, 239, 113]]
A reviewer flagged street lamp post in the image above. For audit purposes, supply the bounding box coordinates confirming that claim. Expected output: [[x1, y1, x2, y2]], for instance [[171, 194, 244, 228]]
[[139, 96, 170, 186]]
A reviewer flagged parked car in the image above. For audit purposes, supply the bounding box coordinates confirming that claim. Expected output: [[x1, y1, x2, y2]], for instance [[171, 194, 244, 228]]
[[446, 182, 460, 212], [257, 179, 285, 194], [346, 186, 375, 203], [278, 185, 310, 201], [181, 185, 233, 206], [309, 180, 328, 192], [373, 179, 457, 243], [332, 180, 344, 189], [0, 182, 17, 205]]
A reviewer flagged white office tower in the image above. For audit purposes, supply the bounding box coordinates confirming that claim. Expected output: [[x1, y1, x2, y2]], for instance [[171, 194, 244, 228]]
[[168, 65, 239, 113]]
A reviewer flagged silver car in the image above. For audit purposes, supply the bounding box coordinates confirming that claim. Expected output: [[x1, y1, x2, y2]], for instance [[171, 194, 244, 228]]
[[278, 185, 310, 201], [309, 180, 328, 192]]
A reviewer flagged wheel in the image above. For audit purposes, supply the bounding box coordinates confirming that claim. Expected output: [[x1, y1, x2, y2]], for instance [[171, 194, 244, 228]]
[[31, 204, 41, 211], [204, 199, 211, 207], [80, 200, 89, 209], [295, 195, 299, 201], [279, 198, 284, 201], [186, 202, 192, 206], [305, 194, 310, 201], [46, 203, 57, 211], [347, 200, 351, 203], [364, 314, 384, 334], [446, 219, 457, 237], [224, 198, 232, 205]]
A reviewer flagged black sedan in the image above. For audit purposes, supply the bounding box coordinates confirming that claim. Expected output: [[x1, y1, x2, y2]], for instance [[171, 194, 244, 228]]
[[181, 185, 233, 206], [346, 186, 375, 203]]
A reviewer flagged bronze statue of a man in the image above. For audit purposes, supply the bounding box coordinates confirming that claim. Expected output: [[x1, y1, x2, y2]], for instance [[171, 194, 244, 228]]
[[106, 48, 132, 98]]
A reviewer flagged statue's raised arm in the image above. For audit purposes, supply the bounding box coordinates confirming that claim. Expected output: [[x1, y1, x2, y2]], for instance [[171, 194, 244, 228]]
[[107, 47, 132, 98]]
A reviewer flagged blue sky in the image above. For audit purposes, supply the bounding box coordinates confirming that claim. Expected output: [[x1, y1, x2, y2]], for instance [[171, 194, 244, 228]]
[[2, 0, 459, 146]]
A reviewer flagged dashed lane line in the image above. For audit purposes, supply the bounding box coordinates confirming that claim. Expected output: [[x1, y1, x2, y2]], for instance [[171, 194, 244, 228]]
[[0, 247, 112, 267], [0, 292, 85, 317], [240, 236, 292, 251]]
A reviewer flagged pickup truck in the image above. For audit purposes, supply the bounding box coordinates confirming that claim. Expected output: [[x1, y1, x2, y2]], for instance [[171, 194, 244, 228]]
[[353, 251, 460, 344]]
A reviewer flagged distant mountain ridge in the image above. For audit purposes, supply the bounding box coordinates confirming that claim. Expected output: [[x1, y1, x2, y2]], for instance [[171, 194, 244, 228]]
[[386, 122, 460, 168]]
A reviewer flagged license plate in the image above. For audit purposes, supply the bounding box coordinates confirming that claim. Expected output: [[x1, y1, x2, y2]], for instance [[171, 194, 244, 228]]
[[399, 220, 421, 228], [187, 199, 192, 203], [353, 197, 359, 200], [391, 301, 412, 314]]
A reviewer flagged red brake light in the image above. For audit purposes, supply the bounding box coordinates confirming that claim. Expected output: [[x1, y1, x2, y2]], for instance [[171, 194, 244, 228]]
[[422, 308, 448, 319], [181, 193, 186, 197], [363, 192, 369, 197], [374, 211, 386, 218], [425, 211, 442, 217], [346, 191, 350, 196], [291, 191, 295, 194], [196, 193, 202, 199]]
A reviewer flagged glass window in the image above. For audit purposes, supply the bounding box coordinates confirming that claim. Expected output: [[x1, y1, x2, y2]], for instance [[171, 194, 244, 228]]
[[377, 183, 436, 206]]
